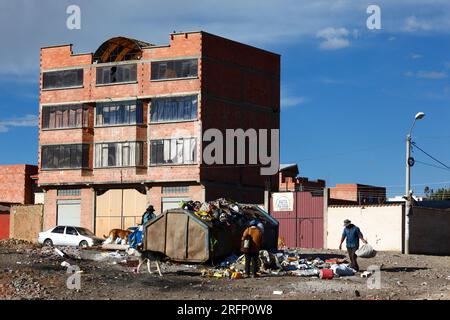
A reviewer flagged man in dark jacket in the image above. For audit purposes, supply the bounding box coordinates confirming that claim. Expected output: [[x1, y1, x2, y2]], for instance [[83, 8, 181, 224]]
[[339, 219, 367, 272], [141, 205, 156, 226], [241, 220, 263, 278]]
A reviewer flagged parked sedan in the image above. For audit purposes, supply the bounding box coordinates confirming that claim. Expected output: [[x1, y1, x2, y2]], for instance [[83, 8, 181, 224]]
[[38, 226, 104, 248]]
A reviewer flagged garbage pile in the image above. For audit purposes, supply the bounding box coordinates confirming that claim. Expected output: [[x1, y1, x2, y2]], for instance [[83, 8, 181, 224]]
[[180, 198, 259, 228], [201, 250, 356, 280]]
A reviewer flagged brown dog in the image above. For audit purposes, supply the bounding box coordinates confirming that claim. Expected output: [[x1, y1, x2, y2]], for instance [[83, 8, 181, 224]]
[[103, 229, 132, 244]]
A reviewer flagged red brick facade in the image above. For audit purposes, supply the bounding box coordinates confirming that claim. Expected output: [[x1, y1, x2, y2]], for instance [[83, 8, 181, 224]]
[[38, 32, 280, 231], [0, 164, 38, 205]]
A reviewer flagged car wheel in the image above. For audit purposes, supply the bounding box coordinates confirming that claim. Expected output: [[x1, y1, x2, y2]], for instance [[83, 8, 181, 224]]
[[79, 240, 89, 248], [43, 239, 53, 247]]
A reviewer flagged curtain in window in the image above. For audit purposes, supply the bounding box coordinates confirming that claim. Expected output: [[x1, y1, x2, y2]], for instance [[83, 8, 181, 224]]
[[150, 96, 197, 122]]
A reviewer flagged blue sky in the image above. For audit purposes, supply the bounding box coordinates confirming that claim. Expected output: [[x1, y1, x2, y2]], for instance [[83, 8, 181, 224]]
[[0, 0, 450, 197]]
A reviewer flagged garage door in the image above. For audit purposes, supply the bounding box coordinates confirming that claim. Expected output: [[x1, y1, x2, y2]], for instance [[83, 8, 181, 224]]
[[161, 197, 191, 213], [95, 189, 147, 237], [57, 200, 81, 226]]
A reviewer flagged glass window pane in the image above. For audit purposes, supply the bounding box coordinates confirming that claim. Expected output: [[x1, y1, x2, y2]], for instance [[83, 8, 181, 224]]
[[108, 144, 116, 166], [43, 69, 83, 89]]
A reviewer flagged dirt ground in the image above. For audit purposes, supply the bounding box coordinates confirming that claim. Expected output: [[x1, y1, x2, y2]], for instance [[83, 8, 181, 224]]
[[0, 239, 449, 300]]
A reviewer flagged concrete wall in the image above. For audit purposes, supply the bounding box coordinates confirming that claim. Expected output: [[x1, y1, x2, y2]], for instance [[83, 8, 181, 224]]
[[410, 207, 450, 255], [9, 205, 44, 243], [326, 204, 404, 252]]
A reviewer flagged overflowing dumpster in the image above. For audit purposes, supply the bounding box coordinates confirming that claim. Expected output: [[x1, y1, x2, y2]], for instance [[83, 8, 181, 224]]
[[143, 200, 279, 263]]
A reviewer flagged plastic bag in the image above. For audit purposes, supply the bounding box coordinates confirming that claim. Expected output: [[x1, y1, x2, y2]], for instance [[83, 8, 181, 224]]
[[355, 244, 377, 258]]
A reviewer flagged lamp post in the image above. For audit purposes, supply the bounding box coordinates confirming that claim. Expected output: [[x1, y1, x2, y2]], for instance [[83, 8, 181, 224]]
[[404, 112, 425, 254]]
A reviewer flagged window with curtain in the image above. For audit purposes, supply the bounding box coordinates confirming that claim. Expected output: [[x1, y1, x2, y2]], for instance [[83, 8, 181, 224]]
[[150, 95, 197, 122], [94, 141, 143, 168], [149, 138, 196, 165], [42, 105, 89, 129], [96, 100, 143, 126], [151, 59, 198, 80], [41, 144, 89, 169]]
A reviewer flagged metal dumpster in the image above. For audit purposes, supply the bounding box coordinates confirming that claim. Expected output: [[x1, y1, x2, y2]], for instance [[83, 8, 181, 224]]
[[143, 205, 279, 263]]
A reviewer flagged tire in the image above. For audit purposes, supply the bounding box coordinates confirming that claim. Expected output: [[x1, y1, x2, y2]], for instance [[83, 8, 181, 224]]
[[79, 240, 89, 248], [43, 239, 53, 247]]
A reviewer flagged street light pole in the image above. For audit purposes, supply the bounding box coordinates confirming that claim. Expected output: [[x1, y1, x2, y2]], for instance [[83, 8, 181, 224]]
[[404, 134, 411, 254], [404, 112, 425, 255]]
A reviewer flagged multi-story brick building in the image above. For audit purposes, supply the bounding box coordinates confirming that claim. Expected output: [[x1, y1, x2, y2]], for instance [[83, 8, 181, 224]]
[[38, 31, 280, 236]]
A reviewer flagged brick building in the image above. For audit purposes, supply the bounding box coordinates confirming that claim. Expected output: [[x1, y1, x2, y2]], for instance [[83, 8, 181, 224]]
[[0, 164, 38, 205], [38, 32, 280, 236], [278, 164, 325, 193], [0, 164, 38, 239], [329, 183, 386, 205]]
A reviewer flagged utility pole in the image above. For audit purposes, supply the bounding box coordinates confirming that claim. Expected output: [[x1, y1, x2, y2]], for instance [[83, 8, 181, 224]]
[[404, 134, 411, 255], [404, 112, 425, 255]]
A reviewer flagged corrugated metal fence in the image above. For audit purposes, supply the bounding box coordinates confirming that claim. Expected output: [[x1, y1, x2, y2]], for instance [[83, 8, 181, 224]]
[[271, 191, 324, 249]]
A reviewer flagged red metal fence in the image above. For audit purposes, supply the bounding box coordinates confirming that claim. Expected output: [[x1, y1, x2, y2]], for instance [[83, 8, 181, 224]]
[[271, 191, 324, 249]]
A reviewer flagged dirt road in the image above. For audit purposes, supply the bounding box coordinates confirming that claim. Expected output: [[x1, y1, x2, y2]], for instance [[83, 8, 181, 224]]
[[0, 240, 449, 300]]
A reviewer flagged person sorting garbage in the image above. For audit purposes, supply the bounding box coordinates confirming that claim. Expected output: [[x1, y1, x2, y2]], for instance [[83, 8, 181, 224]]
[[241, 219, 263, 278], [339, 219, 367, 272], [141, 205, 156, 225]]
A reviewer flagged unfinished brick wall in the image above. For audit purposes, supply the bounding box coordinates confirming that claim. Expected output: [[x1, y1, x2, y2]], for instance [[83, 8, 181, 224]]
[[200, 32, 280, 191], [0, 165, 38, 204]]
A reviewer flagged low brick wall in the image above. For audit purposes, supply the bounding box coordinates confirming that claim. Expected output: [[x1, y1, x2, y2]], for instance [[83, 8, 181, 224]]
[[9, 205, 44, 243]]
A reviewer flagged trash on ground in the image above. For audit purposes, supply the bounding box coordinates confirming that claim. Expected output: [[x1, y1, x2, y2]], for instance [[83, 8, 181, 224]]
[[330, 264, 355, 276], [273, 290, 283, 295]]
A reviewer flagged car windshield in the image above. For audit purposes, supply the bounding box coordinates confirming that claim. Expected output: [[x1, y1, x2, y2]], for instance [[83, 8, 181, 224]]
[[76, 227, 95, 236]]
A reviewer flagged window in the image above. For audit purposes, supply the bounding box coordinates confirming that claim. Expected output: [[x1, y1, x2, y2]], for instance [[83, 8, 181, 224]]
[[57, 189, 81, 196], [96, 100, 143, 126], [96, 64, 137, 85], [162, 186, 189, 194], [94, 141, 143, 168], [65, 227, 78, 235], [150, 96, 197, 122], [52, 226, 65, 234], [42, 105, 89, 129], [41, 144, 90, 169], [151, 59, 198, 80], [43, 69, 83, 89], [150, 138, 196, 165]]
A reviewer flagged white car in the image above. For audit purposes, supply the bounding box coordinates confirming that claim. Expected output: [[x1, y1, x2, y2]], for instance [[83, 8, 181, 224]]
[[38, 226, 104, 248]]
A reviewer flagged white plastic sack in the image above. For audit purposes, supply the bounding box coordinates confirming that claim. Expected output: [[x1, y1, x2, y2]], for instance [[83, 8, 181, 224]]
[[355, 244, 377, 258], [330, 264, 355, 276]]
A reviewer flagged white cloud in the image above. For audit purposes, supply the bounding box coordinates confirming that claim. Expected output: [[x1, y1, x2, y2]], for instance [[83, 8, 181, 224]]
[[0, 114, 39, 133], [403, 16, 432, 32], [404, 70, 447, 79], [317, 77, 344, 85], [316, 27, 350, 50], [281, 96, 306, 108], [410, 53, 423, 59]]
